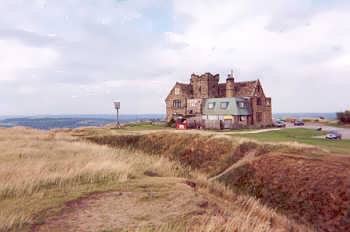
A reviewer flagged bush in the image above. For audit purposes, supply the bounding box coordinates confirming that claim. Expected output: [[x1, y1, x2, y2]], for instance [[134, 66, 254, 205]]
[[167, 118, 176, 128], [337, 111, 350, 124]]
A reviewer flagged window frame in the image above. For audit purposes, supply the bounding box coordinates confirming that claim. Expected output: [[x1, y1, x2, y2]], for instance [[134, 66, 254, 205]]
[[257, 98, 262, 106], [266, 99, 271, 106], [238, 101, 246, 109], [174, 88, 180, 95], [208, 102, 216, 110], [173, 100, 181, 109], [220, 102, 229, 109], [240, 115, 246, 121]]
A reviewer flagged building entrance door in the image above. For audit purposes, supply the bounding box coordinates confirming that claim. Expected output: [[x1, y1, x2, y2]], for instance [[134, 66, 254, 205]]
[[223, 119, 232, 129]]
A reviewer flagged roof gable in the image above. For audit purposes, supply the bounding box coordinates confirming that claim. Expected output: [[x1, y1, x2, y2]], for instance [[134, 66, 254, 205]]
[[165, 82, 192, 101], [218, 80, 259, 98], [235, 80, 258, 97]]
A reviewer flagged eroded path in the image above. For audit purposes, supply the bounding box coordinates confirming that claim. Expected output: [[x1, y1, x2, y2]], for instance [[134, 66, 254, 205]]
[[31, 176, 312, 232], [32, 177, 217, 232]]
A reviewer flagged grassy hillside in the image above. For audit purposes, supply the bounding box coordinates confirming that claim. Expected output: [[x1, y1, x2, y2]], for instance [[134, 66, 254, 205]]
[[79, 127, 350, 231], [0, 127, 309, 232]]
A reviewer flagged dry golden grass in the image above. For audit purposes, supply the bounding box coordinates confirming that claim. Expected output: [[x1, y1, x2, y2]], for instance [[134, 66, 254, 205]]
[[0, 127, 185, 231], [0, 127, 311, 232]]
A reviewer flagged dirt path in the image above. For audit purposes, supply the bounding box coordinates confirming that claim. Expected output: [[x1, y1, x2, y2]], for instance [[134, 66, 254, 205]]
[[209, 151, 258, 181], [31, 178, 217, 232]]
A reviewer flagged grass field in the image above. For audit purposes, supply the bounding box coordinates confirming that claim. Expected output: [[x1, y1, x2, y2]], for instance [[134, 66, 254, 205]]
[[233, 128, 350, 154], [0, 127, 309, 232], [0, 127, 187, 231]]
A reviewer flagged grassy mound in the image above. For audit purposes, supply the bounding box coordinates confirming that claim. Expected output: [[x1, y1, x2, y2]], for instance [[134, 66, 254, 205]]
[[219, 154, 350, 232], [85, 131, 350, 231], [86, 133, 265, 177]]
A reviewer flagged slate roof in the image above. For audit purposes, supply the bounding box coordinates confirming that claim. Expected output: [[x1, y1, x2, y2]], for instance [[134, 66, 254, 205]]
[[176, 82, 192, 96], [218, 80, 258, 97], [203, 97, 251, 116]]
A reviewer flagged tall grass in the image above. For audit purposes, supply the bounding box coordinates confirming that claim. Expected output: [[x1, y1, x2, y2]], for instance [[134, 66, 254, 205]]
[[0, 127, 312, 232], [0, 127, 185, 231]]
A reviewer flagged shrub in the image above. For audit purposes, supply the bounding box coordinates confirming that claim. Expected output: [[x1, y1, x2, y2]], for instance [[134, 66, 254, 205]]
[[337, 111, 350, 124]]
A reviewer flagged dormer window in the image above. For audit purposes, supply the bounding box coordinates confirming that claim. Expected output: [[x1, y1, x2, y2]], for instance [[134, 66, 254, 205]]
[[220, 102, 229, 109], [208, 102, 215, 109], [238, 101, 246, 109]]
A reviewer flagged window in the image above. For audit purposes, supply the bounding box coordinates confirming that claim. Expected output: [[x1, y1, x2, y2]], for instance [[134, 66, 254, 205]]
[[257, 112, 263, 122], [266, 99, 271, 106], [174, 88, 180, 95], [240, 116, 246, 121], [173, 100, 181, 108], [257, 98, 262, 106], [188, 99, 199, 107], [238, 101, 246, 109], [220, 102, 229, 109], [208, 102, 216, 109]]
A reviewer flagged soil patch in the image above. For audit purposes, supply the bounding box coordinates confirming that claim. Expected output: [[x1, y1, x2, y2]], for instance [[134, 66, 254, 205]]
[[32, 178, 214, 232]]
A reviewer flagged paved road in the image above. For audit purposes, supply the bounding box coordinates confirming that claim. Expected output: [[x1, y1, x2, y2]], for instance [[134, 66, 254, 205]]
[[288, 123, 350, 140]]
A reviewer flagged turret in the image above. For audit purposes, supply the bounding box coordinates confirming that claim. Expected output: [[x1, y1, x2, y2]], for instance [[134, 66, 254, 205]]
[[226, 71, 235, 97]]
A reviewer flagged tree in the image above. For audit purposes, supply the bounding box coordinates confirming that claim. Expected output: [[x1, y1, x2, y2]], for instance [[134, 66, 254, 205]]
[[337, 110, 350, 124]]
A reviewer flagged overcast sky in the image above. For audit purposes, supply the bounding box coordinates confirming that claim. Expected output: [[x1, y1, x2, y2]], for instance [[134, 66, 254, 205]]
[[1, 0, 350, 115]]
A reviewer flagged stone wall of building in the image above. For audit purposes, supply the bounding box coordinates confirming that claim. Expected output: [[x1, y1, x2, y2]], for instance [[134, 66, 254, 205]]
[[250, 84, 273, 127], [186, 99, 203, 115], [190, 73, 219, 99], [165, 84, 189, 121]]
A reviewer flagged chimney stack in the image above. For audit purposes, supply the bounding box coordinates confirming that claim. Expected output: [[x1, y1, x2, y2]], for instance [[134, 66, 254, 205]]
[[226, 70, 235, 97]]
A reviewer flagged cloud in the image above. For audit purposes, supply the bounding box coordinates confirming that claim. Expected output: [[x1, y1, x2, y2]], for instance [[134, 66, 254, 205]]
[[0, 39, 58, 81], [0, 0, 350, 114], [166, 0, 350, 112]]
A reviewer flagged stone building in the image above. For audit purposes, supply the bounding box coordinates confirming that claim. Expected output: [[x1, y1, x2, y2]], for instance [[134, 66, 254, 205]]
[[165, 72, 273, 129]]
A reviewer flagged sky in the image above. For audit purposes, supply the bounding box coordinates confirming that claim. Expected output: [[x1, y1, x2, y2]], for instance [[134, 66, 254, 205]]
[[1, 0, 350, 115]]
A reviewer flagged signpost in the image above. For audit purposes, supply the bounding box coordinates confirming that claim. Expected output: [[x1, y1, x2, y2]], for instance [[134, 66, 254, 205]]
[[113, 101, 120, 127]]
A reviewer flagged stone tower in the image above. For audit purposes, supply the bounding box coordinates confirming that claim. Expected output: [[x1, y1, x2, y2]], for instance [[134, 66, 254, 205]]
[[190, 73, 219, 99], [226, 71, 235, 97]]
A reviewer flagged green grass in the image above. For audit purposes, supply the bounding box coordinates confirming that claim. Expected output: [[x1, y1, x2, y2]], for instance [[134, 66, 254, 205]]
[[233, 128, 350, 154], [119, 122, 168, 131]]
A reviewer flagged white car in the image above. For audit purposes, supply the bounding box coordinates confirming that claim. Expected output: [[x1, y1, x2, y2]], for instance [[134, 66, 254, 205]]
[[325, 131, 342, 140]]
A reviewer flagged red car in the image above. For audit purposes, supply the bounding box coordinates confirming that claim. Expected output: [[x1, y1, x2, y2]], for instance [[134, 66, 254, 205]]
[[175, 117, 188, 130]]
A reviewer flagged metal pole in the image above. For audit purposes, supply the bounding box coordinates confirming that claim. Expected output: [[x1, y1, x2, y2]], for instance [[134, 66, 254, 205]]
[[117, 108, 120, 127]]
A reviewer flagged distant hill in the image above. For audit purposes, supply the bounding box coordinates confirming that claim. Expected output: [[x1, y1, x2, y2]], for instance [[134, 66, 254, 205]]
[[273, 112, 336, 120], [0, 114, 164, 130]]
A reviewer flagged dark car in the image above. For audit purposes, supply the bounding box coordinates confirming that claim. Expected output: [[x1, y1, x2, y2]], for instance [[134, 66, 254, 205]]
[[326, 131, 342, 140], [294, 120, 305, 126], [274, 120, 286, 128]]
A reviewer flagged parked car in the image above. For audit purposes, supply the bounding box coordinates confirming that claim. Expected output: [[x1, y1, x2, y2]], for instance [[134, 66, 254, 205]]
[[325, 131, 342, 140], [294, 120, 305, 126], [175, 117, 188, 130], [274, 120, 286, 128]]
